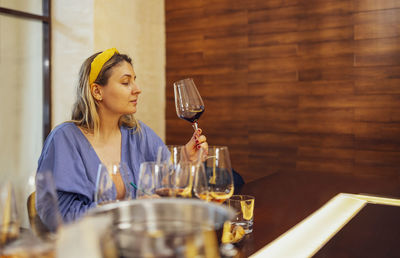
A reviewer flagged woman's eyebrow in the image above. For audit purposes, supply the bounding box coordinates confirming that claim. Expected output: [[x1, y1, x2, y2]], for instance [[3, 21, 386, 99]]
[[120, 74, 132, 79], [120, 74, 137, 80]]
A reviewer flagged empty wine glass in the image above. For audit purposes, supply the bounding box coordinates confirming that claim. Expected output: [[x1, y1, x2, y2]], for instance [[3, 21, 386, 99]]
[[34, 171, 62, 234], [95, 162, 132, 205], [193, 163, 210, 201], [204, 146, 234, 204], [0, 182, 20, 247], [137, 162, 172, 198], [174, 78, 205, 131]]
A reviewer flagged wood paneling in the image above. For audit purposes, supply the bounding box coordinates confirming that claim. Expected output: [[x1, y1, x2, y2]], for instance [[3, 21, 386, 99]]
[[166, 0, 400, 182]]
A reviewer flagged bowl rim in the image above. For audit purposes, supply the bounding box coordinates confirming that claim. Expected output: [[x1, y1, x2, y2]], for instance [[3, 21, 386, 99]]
[[88, 197, 236, 219]]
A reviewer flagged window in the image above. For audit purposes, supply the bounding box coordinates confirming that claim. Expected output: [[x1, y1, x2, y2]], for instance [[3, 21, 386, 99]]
[[0, 0, 51, 141], [0, 0, 51, 226]]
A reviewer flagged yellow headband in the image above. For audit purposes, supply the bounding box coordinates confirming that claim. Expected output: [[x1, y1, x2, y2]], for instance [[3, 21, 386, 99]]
[[89, 48, 119, 85]]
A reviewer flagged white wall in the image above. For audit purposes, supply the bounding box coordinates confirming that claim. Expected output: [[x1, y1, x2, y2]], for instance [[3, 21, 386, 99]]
[[94, 0, 166, 138], [52, 0, 166, 139], [52, 0, 95, 127]]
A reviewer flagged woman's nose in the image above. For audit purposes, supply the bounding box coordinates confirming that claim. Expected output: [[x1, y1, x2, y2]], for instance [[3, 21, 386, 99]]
[[131, 82, 141, 94]]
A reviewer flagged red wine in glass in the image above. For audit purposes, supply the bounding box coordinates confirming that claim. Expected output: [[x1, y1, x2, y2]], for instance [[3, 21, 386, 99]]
[[174, 78, 205, 131], [179, 105, 205, 123]]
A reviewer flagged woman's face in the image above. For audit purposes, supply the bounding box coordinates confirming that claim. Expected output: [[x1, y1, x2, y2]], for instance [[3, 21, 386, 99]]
[[99, 61, 141, 116]]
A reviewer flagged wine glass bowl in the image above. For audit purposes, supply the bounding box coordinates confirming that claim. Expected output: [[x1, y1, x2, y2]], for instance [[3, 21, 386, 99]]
[[204, 146, 234, 204], [192, 163, 210, 201], [137, 162, 172, 198], [0, 182, 20, 247], [34, 171, 62, 234], [171, 162, 194, 198], [166, 145, 189, 165], [171, 161, 208, 199], [173, 78, 205, 131], [166, 145, 204, 167], [95, 163, 132, 205]]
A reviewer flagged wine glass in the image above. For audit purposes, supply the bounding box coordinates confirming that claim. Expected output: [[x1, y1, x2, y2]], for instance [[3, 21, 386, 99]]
[[136, 162, 172, 198], [164, 145, 204, 166], [166, 145, 189, 165], [94, 162, 132, 205], [192, 163, 210, 201], [204, 146, 234, 204], [170, 162, 209, 200], [34, 171, 62, 234], [174, 78, 205, 131], [0, 182, 20, 247], [171, 161, 196, 198]]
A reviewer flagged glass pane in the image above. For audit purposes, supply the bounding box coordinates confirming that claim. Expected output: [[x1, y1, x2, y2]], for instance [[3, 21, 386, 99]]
[[0, 0, 44, 16], [0, 14, 43, 227]]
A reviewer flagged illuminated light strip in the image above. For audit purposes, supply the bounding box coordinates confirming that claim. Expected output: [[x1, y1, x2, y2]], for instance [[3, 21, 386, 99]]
[[350, 194, 400, 207], [250, 193, 400, 258]]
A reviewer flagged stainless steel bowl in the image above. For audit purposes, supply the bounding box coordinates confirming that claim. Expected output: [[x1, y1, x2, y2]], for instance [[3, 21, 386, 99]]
[[88, 198, 235, 258]]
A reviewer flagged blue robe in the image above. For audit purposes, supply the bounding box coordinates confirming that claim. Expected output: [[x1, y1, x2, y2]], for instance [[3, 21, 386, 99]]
[[35, 121, 167, 229]]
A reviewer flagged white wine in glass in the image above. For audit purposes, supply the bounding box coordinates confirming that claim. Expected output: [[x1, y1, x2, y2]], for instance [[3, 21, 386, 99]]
[[173, 78, 205, 131], [204, 146, 234, 204]]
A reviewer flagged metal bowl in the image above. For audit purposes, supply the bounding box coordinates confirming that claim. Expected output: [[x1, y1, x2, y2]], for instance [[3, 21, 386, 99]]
[[87, 198, 235, 257]]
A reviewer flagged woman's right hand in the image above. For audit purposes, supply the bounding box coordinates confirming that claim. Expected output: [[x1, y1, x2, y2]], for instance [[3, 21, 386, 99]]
[[185, 128, 208, 162]]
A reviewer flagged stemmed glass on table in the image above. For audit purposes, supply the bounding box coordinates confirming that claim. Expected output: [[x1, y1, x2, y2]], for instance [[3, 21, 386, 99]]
[[0, 182, 19, 247], [203, 146, 234, 204], [136, 161, 172, 198], [171, 161, 209, 199], [165, 144, 209, 200], [191, 163, 210, 201], [95, 162, 132, 205], [174, 78, 205, 131]]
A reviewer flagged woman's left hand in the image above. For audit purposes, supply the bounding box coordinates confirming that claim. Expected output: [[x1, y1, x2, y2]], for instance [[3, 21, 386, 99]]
[[185, 128, 208, 162]]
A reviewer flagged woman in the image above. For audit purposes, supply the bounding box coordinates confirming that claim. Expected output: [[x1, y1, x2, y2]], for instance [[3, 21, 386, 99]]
[[36, 48, 207, 228]]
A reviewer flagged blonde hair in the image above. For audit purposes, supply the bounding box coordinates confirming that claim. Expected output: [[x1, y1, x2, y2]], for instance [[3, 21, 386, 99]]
[[71, 52, 140, 135]]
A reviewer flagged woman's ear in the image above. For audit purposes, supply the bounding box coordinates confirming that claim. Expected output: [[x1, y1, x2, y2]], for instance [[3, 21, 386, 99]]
[[91, 83, 103, 101]]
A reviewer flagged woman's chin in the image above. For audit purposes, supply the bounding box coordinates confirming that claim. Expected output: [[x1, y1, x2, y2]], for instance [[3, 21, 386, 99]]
[[125, 108, 137, 115]]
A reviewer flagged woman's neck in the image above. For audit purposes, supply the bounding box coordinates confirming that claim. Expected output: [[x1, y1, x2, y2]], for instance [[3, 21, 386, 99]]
[[97, 110, 121, 141]]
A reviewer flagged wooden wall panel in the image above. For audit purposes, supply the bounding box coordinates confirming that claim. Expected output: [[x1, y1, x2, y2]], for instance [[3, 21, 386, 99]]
[[165, 0, 400, 182], [354, 0, 400, 11]]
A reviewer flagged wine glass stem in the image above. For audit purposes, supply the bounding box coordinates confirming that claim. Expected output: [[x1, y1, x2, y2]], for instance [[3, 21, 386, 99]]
[[192, 122, 198, 131]]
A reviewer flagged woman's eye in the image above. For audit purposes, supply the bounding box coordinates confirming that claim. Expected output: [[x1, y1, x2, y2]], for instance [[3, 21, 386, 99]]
[[122, 82, 129, 85]]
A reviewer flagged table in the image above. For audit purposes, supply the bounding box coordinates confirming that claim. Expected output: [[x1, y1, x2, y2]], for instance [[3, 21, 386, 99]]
[[236, 171, 400, 257]]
